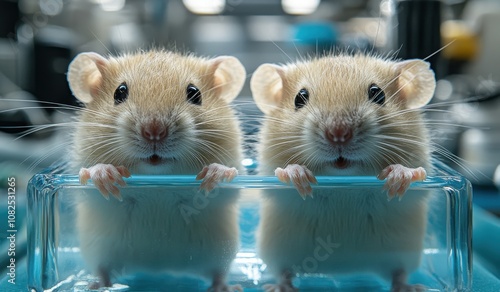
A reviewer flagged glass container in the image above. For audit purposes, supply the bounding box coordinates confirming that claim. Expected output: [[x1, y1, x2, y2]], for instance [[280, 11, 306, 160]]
[[27, 161, 472, 291]]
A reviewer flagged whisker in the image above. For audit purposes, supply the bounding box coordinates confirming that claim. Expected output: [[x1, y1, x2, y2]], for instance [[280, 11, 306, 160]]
[[422, 40, 455, 63], [11, 122, 118, 141]]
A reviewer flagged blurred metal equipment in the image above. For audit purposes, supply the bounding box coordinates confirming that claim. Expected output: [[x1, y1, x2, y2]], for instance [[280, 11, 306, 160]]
[[454, 92, 500, 185], [32, 26, 77, 112], [0, 0, 20, 38], [393, 0, 443, 76]]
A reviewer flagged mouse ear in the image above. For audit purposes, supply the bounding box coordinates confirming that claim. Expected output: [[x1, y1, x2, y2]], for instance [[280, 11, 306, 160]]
[[67, 52, 108, 104], [395, 59, 436, 109], [250, 63, 286, 115], [210, 56, 246, 103]]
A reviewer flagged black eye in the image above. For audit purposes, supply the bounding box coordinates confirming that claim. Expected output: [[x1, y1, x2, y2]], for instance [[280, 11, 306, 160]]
[[295, 88, 309, 110], [114, 82, 128, 105], [186, 84, 202, 105], [368, 84, 385, 105]]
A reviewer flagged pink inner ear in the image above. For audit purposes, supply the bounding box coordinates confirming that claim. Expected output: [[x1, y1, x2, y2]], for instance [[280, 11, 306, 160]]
[[397, 69, 435, 109], [393, 59, 435, 109], [212, 73, 223, 96], [95, 58, 107, 72], [86, 52, 108, 74], [208, 58, 225, 98], [398, 75, 412, 97], [87, 70, 103, 98]]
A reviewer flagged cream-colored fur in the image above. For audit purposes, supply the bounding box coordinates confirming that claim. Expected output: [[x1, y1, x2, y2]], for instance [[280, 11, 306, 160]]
[[251, 54, 434, 175], [251, 54, 435, 288], [68, 50, 245, 173], [67, 50, 245, 287]]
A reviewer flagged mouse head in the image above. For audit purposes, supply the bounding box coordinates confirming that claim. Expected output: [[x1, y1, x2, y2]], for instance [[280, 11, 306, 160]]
[[68, 51, 245, 107], [251, 54, 435, 174], [67, 50, 245, 173], [251, 55, 435, 115]]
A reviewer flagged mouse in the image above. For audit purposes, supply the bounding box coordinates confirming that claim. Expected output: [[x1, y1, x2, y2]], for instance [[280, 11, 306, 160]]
[[250, 53, 436, 291], [66, 49, 246, 291]]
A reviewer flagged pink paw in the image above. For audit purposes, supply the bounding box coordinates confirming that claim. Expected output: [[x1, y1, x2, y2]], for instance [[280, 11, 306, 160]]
[[79, 164, 131, 201], [377, 164, 426, 200], [275, 164, 317, 199], [196, 163, 238, 193]]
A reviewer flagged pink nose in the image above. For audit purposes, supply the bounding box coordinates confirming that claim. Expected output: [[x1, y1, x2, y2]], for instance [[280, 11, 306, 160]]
[[141, 122, 168, 142], [326, 126, 352, 145]]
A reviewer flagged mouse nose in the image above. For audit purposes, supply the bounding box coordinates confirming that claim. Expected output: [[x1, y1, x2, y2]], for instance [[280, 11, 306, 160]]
[[326, 125, 353, 145], [141, 121, 168, 142]]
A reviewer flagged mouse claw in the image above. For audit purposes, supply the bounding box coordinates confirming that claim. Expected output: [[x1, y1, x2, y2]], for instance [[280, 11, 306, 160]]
[[79, 164, 130, 200], [197, 163, 238, 194], [109, 186, 123, 202], [378, 164, 426, 200], [275, 164, 317, 199], [79, 168, 91, 185], [115, 165, 131, 179]]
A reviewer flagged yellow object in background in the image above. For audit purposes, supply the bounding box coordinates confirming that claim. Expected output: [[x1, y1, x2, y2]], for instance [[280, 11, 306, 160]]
[[441, 20, 479, 61]]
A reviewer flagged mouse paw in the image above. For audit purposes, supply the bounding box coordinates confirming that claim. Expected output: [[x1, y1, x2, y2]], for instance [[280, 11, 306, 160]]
[[87, 267, 113, 289], [390, 269, 426, 292], [196, 163, 238, 194], [377, 164, 426, 200], [275, 164, 317, 199], [79, 164, 131, 201]]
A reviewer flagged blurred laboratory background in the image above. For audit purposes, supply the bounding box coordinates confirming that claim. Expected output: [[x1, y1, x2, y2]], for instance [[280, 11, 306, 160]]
[[2, 1, 500, 192], [1, 0, 500, 289], [3, 0, 500, 205]]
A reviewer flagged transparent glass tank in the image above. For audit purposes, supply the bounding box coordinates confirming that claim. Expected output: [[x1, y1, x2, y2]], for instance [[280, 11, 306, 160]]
[[27, 161, 472, 291]]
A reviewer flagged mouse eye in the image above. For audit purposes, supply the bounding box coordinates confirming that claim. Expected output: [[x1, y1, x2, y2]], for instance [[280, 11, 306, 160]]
[[368, 84, 385, 105], [114, 82, 128, 105], [295, 88, 309, 110], [186, 84, 202, 106]]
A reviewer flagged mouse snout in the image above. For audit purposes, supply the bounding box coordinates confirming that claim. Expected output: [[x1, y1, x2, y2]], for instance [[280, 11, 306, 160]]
[[141, 120, 168, 142], [325, 125, 353, 145]]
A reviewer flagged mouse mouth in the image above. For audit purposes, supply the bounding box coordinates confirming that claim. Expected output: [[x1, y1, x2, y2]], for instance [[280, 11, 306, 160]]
[[146, 154, 163, 165], [333, 157, 350, 169]]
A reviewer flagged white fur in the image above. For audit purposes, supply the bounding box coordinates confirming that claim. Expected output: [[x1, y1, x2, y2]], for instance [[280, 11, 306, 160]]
[[66, 50, 245, 287], [251, 54, 436, 288], [257, 188, 429, 280], [76, 187, 240, 279]]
